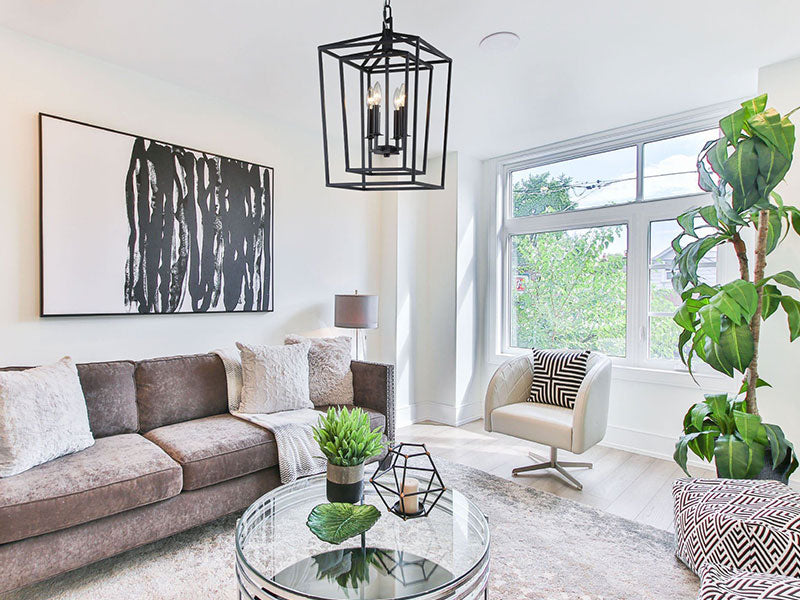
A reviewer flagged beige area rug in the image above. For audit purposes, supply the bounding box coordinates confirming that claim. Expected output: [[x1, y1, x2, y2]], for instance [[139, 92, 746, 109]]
[[4, 459, 698, 600]]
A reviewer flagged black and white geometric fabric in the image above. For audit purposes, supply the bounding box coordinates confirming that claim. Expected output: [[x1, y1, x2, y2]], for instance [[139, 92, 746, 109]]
[[699, 563, 800, 599], [673, 478, 800, 577], [527, 349, 590, 409]]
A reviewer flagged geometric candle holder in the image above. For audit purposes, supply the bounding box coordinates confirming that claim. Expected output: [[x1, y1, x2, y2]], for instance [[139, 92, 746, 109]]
[[369, 442, 445, 521]]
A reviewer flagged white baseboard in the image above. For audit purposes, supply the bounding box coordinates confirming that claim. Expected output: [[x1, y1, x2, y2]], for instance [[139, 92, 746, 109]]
[[407, 400, 483, 427], [601, 424, 708, 470]]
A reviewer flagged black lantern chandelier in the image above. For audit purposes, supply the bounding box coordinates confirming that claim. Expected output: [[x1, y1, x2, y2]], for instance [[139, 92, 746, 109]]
[[317, 0, 452, 191]]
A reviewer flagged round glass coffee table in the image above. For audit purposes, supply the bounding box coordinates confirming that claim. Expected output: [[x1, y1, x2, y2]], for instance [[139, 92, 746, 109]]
[[236, 474, 490, 600]]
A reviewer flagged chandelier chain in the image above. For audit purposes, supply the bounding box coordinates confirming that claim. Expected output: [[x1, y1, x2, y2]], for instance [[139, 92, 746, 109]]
[[383, 0, 392, 28]]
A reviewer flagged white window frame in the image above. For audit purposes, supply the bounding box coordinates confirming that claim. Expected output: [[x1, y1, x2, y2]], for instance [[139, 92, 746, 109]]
[[485, 101, 741, 383]]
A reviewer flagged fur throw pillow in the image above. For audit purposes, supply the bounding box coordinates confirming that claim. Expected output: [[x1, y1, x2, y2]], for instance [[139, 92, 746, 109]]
[[236, 341, 313, 413], [0, 357, 94, 477], [285, 335, 354, 407]]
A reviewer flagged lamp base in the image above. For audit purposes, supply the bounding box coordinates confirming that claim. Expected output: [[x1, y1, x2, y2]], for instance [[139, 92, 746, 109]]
[[353, 329, 367, 361]]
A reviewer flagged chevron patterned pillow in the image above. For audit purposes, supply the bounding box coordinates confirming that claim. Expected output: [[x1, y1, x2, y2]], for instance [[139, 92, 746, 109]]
[[527, 349, 590, 409]]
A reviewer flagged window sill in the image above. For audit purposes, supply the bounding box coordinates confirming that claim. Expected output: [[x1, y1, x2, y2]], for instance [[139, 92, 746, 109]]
[[611, 364, 732, 391]]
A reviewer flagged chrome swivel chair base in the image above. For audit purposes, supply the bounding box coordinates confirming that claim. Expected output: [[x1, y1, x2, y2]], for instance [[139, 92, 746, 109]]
[[511, 447, 592, 490]]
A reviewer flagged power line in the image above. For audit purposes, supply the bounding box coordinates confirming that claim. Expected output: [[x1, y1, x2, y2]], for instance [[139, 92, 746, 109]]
[[523, 170, 697, 197]]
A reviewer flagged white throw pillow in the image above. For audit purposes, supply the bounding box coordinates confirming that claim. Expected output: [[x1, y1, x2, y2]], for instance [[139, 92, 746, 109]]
[[285, 335, 354, 407], [236, 341, 313, 413], [0, 357, 95, 477]]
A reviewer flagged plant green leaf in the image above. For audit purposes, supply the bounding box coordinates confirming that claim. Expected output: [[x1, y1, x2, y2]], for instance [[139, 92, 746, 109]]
[[703, 336, 734, 377], [720, 108, 747, 148], [710, 291, 743, 324], [738, 377, 772, 395], [765, 209, 783, 255], [715, 434, 765, 479], [723, 138, 760, 211], [780, 296, 800, 341], [733, 409, 763, 445], [741, 94, 768, 117], [721, 280, 758, 318], [697, 304, 721, 343], [748, 107, 795, 159], [754, 136, 790, 199], [761, 284, 782, 320], [306, 503, 381, 545], [718, 319, 755, 374], [690, 402, 712, 431], [768, 271, 800, 290], [762, 424, 789, 470], [675, 430, 717, 476]]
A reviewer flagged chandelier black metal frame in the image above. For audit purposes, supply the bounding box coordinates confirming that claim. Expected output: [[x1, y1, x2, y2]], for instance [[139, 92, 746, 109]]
[[317, 0, 452, 191]]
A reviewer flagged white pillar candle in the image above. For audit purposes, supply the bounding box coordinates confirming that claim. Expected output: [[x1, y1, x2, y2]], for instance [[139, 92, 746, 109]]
[[400, 477, 420, 514]]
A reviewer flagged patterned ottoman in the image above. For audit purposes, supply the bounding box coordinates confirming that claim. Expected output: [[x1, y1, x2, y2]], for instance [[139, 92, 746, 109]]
[[699, 564, 800, 599], [673, 478, 800, 577]]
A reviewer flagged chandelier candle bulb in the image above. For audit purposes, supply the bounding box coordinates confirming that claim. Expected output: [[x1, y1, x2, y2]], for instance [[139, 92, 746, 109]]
[[401, 477, 420, 514], [393, 84, 406, 141], [367, 82, 382, 139]]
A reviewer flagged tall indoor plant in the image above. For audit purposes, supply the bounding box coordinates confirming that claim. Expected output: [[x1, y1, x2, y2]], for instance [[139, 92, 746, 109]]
[[672, 94, 799, 481], [313, 406, 385, 503]]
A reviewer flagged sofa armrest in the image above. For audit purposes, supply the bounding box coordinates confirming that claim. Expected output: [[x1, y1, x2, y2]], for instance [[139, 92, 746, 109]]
[[351, 361, 396, 443], [570, 353, 612, 454]]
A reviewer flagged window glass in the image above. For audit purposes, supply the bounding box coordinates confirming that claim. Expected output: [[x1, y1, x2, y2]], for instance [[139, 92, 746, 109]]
[[648, 219, 717, 359], [510, 225, 628, 357], [511, 146, 637, 217], [643, 129, 719, 200]]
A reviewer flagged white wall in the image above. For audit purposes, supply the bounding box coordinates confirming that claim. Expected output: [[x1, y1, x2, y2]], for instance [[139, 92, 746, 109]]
[[0, 27, 382, 365], [755, 57, 800, 450], [377, 152, 484, 427]]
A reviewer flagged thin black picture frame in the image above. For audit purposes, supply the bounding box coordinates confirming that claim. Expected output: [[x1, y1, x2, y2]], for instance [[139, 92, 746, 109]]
[[38, 112, 275, 318]]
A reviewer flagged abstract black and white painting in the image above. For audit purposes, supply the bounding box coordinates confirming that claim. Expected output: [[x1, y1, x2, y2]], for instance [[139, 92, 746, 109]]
[[39, 114, 273, 316]]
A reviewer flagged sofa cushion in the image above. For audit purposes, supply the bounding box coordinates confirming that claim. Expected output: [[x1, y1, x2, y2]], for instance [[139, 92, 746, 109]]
[[144, 414, 279, 490], [144, 408, 386, 491], [77, 360, 138, 437], [136, 353, 228, 432], [0, 433, 181, 544], [0, 360, 138, 438]]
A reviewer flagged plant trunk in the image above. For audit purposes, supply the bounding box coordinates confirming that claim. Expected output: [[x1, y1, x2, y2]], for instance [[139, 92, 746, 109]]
[[745, 210, 770, 415], [731, 232, 750, 281]]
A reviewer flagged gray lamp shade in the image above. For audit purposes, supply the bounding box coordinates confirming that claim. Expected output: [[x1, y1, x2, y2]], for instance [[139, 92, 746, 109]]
[[335, 294, 379, 329]]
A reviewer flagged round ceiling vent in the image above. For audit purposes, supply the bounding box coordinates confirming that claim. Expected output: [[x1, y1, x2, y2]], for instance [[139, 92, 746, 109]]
[[479, 31, 520, 53]]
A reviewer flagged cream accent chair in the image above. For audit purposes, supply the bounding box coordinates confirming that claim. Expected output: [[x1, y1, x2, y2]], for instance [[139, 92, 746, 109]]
[[484, 352, 613, 490]]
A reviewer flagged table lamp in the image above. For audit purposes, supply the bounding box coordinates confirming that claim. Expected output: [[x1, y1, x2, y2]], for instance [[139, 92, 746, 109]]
[[335, 291, 378, 360]]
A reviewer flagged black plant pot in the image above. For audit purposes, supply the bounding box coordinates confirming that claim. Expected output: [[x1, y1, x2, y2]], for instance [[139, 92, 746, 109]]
[[326, 462, 365, 503]]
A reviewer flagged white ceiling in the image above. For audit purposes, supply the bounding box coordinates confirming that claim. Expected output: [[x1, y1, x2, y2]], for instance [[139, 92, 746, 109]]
[[2, 0, 800, 159]]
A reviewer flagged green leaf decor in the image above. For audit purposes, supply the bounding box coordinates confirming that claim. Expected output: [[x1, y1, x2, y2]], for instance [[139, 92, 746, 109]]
[[306, 503, 381, 545]]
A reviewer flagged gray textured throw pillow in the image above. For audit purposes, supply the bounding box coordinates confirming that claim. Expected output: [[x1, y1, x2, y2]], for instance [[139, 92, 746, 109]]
[[285, 335, 354, 407], [236, 341, 313, 413], [0, 357, 95, 477]]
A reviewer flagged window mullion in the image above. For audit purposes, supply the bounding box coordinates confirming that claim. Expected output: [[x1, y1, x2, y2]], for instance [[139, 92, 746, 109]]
[[635, 142, 644, 202], [628, 212, 649, 365]]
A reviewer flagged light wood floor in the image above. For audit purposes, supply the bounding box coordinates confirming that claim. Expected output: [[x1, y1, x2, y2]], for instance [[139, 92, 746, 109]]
[[398, 419, 716, 533]]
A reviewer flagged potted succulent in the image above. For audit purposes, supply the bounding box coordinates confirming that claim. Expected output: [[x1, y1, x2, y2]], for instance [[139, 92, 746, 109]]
[[313, 406, 385, 503], [672, 94, 799, 481]]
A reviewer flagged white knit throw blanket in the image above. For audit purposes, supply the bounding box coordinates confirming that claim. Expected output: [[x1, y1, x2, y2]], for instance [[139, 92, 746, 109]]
[[213, 347, 326, 484], [232, 409, 326, 484]]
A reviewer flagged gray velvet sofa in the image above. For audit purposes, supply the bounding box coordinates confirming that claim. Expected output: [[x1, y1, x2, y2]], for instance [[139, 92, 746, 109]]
[[0, 353, 395, 594]]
